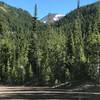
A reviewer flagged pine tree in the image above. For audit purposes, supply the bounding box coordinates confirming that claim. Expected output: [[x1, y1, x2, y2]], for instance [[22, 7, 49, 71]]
[[0, 22, 3, 34], [28, 3, 39, 84]]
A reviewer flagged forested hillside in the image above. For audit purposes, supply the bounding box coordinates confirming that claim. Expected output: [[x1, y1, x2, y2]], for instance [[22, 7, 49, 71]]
[[0, 1, 32, 33], [0, 1, 100, 86]]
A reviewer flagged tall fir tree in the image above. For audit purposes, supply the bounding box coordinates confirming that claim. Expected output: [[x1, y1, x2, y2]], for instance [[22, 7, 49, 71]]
[[0, 22, 3, 34], [28, 3, 39, 84]]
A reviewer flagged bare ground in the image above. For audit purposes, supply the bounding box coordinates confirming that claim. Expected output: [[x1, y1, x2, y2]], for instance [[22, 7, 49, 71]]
[[0, 84, 100, 100]]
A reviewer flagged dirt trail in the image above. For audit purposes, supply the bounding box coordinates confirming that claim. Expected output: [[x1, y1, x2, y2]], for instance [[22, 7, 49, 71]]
[[0, 86, 100, 99]]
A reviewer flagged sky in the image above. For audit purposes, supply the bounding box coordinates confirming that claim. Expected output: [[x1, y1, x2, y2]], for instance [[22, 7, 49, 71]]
[[0, 0, 97, 19]]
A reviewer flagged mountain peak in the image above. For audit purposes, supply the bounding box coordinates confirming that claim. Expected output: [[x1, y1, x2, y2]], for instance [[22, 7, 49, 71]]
[[41, 13, 65, 24]]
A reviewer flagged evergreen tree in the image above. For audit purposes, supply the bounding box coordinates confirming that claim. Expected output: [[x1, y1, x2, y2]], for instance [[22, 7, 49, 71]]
[[28, 3, 39, 84], [0, 1, 99, 85], [0, 21, 3, 34]]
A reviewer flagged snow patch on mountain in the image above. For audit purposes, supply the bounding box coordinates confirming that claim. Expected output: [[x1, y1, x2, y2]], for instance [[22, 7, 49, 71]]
[[53, 14, 65, 21]]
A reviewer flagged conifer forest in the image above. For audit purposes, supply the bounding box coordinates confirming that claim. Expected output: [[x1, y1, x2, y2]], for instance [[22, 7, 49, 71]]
[[0, 1, 100, 87]]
